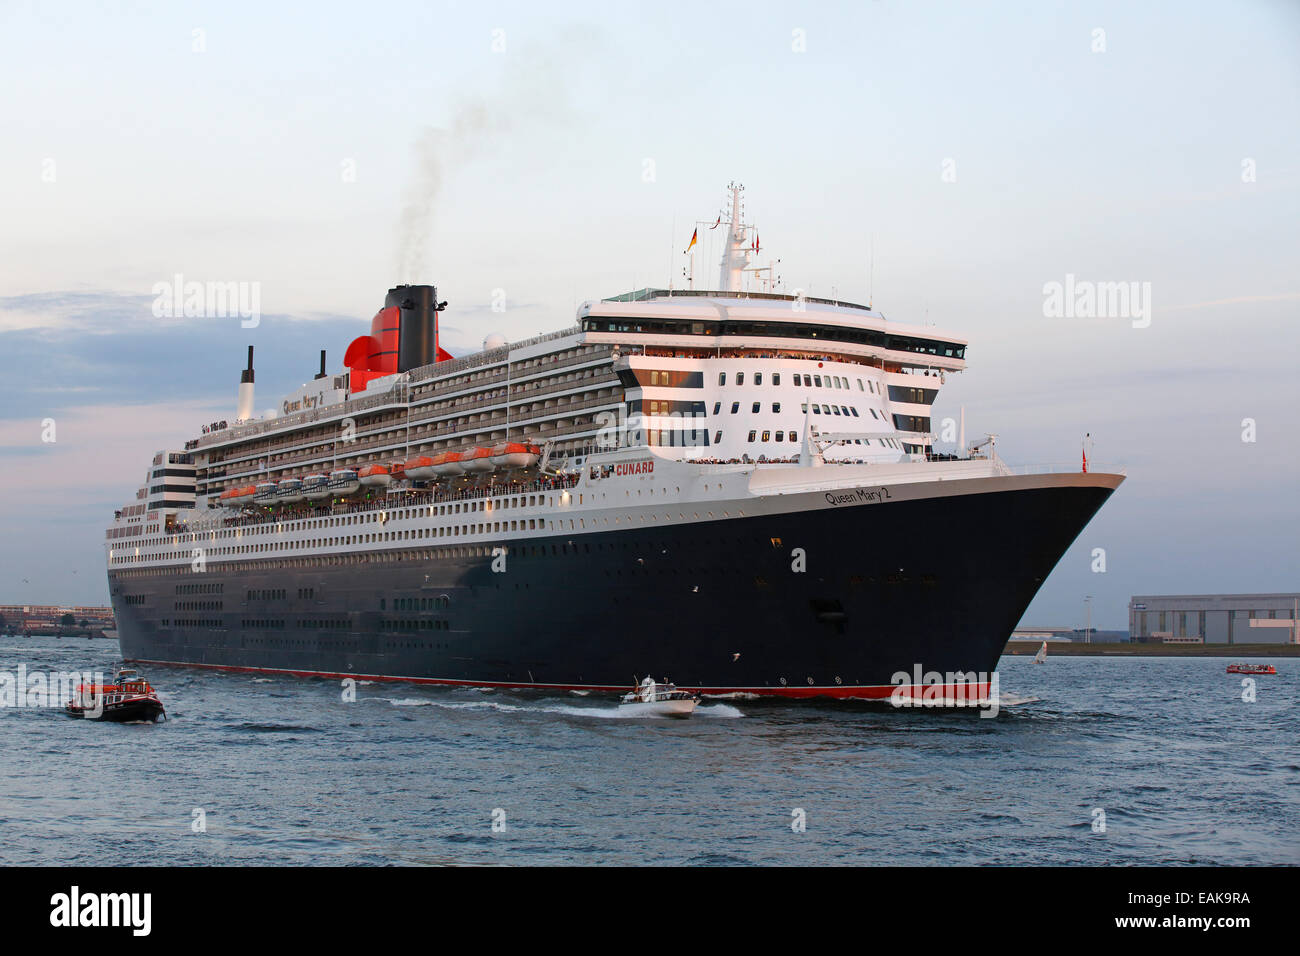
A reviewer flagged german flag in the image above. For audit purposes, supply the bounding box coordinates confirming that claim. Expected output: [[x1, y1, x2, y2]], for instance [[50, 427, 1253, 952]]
[[685, 228, 698, 253]]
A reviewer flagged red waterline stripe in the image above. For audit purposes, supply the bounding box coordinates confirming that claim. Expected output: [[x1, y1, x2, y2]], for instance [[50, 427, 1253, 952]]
[[125, 658, 991, 701]]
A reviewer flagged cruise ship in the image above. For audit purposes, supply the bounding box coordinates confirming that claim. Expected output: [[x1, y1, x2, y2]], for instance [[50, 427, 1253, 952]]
[[105, 185, 1123, 699]]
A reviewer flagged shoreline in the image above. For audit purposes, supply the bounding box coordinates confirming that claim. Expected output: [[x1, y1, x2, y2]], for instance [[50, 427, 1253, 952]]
[[1003, 640, 1299, 658]]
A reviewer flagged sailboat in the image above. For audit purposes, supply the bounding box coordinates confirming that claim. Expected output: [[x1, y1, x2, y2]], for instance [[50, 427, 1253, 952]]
[[1033, 641, 1048, 664]]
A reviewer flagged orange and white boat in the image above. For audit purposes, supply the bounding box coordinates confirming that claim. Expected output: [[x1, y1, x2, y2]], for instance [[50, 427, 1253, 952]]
[[460, 446, 496, 474], [358, 463, 392, 487], [218, 484, 257, 508], [431, 451, 465, 477], [490, 442, 541, 470], [402, 455, 438, 480]]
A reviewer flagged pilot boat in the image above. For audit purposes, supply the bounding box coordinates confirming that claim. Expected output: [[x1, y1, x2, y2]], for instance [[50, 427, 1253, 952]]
[[619, 677, 699, 718], [65, 669, 166, 722]]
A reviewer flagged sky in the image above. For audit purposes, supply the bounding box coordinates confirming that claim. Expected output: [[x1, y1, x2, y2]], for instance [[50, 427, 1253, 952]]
[[1, 0, 1297, 627]]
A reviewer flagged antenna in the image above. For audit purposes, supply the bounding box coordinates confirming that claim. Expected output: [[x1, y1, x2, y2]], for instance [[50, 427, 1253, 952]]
[[869, 234, 874, 309]]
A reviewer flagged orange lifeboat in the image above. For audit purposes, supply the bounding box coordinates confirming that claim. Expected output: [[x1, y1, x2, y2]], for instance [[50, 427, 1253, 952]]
[[358, 463, 392, 487], [403, 455, 438, 480], [431, 451, 465, 477], [460, 446, 496, 474], [490, 442, 542, 470]]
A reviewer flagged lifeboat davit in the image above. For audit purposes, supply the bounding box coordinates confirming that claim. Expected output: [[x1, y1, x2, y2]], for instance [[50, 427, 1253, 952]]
[[461, 446, 496, 474], [253, 482, 278, 505], [328, 468, 361, 496], [302, 474, 330, 500], [276, 478, 305, 504], [491, 442, 542, 470], [431, 451, 466, 477], [358, 464, 392, 487], [403, 455, 438, 480]]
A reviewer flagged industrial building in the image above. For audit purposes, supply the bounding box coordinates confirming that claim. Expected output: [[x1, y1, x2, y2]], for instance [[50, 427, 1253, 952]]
[[1129, 593, 1300, 644]]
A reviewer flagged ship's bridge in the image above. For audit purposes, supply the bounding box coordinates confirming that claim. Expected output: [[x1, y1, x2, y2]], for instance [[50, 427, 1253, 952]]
[[578, 289, 961, 465], [578, 289, 967, 370]]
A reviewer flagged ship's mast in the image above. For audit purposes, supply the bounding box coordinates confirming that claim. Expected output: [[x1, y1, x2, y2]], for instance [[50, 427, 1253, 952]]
[[718, 182, 752, 292]]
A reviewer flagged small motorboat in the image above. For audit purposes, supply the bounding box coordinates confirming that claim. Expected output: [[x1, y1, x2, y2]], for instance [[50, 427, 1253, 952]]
[[66, 669, 166, 722], [1226, 663, 1276, 675], [619, 677, 699, 718]]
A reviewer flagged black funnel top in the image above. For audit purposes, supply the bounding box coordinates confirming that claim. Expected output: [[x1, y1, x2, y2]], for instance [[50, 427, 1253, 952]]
[[387, 285, 439, 372]]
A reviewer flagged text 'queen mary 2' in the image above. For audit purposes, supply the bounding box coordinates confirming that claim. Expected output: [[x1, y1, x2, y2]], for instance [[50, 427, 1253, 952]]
[[106, 185, 1122, 700]]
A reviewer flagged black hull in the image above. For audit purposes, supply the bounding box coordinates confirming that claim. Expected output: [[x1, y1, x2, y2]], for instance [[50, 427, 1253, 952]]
[[67, 700, 166, 722], [110, 478, 1117, 698]]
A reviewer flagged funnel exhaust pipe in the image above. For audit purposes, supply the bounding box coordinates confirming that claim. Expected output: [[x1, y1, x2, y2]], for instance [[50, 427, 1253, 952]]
[[236, 346, 255, 421]]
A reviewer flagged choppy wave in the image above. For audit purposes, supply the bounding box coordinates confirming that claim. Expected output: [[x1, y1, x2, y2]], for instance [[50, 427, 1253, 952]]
[[5, 637, 1296, 866]]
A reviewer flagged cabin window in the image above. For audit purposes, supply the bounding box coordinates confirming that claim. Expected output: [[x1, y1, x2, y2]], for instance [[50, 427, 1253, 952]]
[[754, 372, 763, 385], [718, 372, 726, 386], [714, 431, 722, 444], [793, 373, 802, 386], [774, 432, 784, 442], [731, 402, 739, 414], [761, 430, 771, 442], [772, 402, 781, 413], [736, 372, 745, 385], [814, 375, 823, 387], [850, 407, 859, 417], [812, 405, 820, 414], [747, 430, 756, 442], [752, 402, 760, 413], [713, 402, 721, 414], [821, 404, 831, 414], [832, 407, 842, 416], [788, 431, 797, 442], [772, 373, 781, 386]]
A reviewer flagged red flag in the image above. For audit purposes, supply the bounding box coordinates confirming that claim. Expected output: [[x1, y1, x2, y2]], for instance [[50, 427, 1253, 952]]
[[709, 215, 721, 230], [1082, 446, 1088, 473]]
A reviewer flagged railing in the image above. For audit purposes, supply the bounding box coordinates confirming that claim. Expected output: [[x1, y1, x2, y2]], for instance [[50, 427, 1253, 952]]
[[173, 472, 582, 535], [1002, 462, 1127, 476]]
